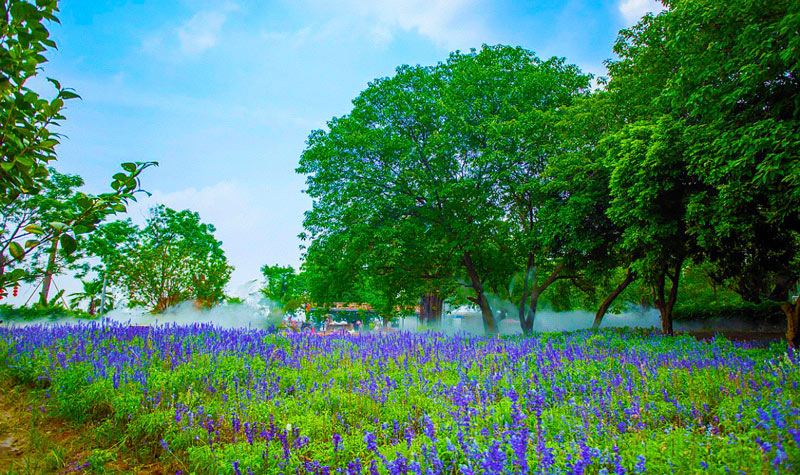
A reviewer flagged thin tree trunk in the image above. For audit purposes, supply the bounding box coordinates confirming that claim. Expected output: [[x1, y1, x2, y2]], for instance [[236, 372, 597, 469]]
[[463, 252, 496, 334], [99, 274, 108, 315], [592, 268, 635, 329], [526, 287, 539, 335], [654, 262, 681, 335], [663, 267, 680, 335], [518, 254, 535, 334], [39, 234, 60, 305]]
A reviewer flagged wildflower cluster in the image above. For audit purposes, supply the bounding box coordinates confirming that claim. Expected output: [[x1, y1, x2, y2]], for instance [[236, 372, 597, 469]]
[[0, 322, 798, 474]]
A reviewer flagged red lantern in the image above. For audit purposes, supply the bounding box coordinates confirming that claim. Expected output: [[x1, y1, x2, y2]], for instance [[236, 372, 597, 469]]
[[12, 285, 18, 297]]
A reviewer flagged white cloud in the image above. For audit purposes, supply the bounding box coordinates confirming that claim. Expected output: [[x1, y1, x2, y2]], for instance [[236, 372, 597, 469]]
[[177, 10, 229, 54], [294, 0, 489, 50], [618, 0, 664, 24]]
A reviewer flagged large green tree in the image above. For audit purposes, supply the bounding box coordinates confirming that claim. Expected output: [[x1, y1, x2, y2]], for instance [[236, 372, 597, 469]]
[[444, 47, 592, 333], [299, 59, 500, 330], [605, 0, 800, 341], [299, 46, 590, 334]]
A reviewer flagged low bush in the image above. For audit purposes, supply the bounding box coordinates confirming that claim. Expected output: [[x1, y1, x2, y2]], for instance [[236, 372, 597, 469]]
[[673, 301, 785, 325], [0, 304, 95, 322]]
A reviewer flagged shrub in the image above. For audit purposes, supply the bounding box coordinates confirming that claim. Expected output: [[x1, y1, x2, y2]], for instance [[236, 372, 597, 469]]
[[672, 301, 785, 326]]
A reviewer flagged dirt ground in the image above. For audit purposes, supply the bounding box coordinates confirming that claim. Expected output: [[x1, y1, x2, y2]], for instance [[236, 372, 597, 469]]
[[0, 379, 83, 474], [0, 379, 169, 475]]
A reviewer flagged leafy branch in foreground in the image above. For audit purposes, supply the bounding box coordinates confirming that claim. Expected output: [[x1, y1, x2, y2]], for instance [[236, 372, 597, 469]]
[[0, 161, 157, 290]]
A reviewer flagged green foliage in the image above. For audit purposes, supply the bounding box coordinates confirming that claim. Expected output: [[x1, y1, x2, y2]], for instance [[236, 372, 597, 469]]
[[88, 205, 233, 312], [1, 328, 797, 473], [672, 301, 785, 325], [299, 45, 591, 332], [1, 163, 156, 293], [0, 0, 70, 197], [260, 264, 307, 316], [0, 2, 157, 294], [0, 303, 94, 321], [68, 278, 113, 315], [602, 0, 800, 334]]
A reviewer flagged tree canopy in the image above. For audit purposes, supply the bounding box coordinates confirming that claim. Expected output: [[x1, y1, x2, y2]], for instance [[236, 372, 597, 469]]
[[89, 205, 233, 312], [299, 46, 592, 334]]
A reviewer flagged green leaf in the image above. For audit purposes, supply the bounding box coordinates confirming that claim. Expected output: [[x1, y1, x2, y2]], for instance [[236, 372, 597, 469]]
[[121, 162, 137, 173], [47, 77, 61, 90], [16, 156, 34, 168], [60, 234, 77, 255], [73, 224, 93, 235], [49, 221, 66, 231], [24, 224, 45, 235], [59, 90, 81, 100], [38, 139, 60, 148], [24, 239, 40, 249], [9, 242, 25, 261]]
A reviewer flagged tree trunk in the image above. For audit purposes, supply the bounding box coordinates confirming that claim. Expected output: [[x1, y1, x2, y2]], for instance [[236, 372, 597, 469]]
[[524, 288, 539, 335], [39, 234, 60, 305], [782, 298, 800, 348], [769, 275, 795, 302], [654, 264, 681, 336], [518, 255, 535, 335], [521, 263, 564, 335], [592, 269, 635, 329], [88, 298, 96, 316], [99, 274, 108, 315], [463, 252, 496, 334], [419, 293, 443, 325]]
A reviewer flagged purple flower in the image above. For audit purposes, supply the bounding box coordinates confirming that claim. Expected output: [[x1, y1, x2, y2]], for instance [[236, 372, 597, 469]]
[[364, 432, 378, 452], [634, 455, 646, 474]]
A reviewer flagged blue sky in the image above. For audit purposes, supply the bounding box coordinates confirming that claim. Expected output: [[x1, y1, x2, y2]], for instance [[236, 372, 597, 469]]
[[38, 0, 662, 294]]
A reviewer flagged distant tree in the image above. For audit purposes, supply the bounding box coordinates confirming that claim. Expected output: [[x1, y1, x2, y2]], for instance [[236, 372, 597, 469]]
[[260, 264, 307, 317], [89, 206, 233, 312], [68, 278, 113, 315]]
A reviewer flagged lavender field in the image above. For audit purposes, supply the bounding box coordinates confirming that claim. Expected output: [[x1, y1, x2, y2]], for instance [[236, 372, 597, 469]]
[[1, 323, 799, 474]]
